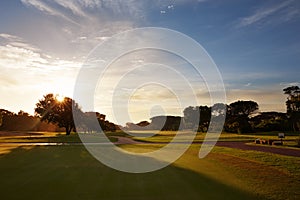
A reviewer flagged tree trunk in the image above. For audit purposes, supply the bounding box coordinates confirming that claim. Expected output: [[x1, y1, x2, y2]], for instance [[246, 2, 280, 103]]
[[65, 126, 71, 135]]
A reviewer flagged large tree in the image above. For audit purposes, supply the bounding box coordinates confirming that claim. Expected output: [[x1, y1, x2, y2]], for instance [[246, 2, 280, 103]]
[[283, 86, 300, 131], [35, 94, 83, 135], [228, 100, 259, 133]]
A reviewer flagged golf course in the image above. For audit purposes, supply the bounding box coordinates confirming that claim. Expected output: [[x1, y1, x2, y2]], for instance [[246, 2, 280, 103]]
[[0, 131, 299, 200]]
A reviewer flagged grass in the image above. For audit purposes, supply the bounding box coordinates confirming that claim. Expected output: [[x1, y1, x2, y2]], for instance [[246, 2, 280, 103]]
[[0, 132, 118, 143], [0, 144, 259, 200], [0, 131, 300, 199], [120, 143, 300, 200], [132, 131, 300, 148]]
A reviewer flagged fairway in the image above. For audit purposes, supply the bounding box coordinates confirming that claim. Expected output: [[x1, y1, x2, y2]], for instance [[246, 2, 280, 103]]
[[0, 145, 256, 200], [0, 132, 299, 200]]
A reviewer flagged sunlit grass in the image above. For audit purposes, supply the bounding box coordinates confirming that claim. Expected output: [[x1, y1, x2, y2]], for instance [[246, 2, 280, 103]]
[[119, 143, 300, 200], [0, 132, 117, 144], [0, 132, 299, 199], [0, 144, 258, 200]]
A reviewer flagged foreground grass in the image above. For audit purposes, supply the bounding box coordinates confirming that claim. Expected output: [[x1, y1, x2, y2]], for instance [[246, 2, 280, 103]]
[[1, 131, 299, 199], [121, 143, 300, 200], [0, 140, 299, 199], [0, 145, 259, 200]]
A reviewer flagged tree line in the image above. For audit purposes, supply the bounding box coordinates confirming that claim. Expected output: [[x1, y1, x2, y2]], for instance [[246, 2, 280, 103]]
[[1, 86, 299, 135], [129, 86, 300, 133], [0, 94, 118, 134], [0, 109, 62, 132]]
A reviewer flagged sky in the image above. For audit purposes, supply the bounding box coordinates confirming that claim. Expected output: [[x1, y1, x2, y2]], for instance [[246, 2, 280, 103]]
[[0, 0, 300, 125]]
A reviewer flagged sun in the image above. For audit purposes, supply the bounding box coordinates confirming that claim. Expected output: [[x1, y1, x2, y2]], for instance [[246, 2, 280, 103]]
[[56, 94, 65, 102]]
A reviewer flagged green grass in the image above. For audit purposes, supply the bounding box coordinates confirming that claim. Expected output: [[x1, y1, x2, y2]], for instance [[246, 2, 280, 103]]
[[0, 144, 259, 200], [1, 131, 300, 199], [121, 143, 300, 200], [132, 131, 300, 147], [0, 132, 118, 143]]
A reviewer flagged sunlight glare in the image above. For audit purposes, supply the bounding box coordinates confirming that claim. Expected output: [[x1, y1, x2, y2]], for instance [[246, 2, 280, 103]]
[[56, 94, 65, 102]]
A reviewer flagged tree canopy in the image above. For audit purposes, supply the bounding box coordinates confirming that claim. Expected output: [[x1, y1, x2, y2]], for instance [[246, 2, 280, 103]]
[[283, 85, 300, 131], [229, 100, 259, 117], [35, 94, 83, 135]]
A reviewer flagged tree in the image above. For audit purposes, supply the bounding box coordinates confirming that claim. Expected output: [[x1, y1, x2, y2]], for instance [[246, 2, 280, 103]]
[[150, 116, 183, 131], [250, 112, 288, 132], [0, 109, 15, 130], [35, 94, 83, 135], [198, 106, 211, 132], [183, 106, 199, 129], [228, 100, 259, 133], [18, 110, 29, 116], [283, 86, 300, 131]]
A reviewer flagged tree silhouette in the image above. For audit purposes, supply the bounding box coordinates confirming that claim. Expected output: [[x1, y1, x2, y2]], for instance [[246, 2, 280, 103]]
[[35, 94, 83, 135], [283, 86, 300, 131], [228, 100, 259, 133]]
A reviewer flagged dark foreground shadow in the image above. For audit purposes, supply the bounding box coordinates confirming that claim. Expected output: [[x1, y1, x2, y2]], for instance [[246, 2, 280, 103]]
[[0, 145, 262, 200]]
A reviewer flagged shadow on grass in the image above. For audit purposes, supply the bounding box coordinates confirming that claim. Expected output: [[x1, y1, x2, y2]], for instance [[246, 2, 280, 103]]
[[0, 145, 263, 200]]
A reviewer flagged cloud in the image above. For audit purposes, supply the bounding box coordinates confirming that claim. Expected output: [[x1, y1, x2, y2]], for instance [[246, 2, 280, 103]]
[[21, 0, 80, 25], [53, 0, 87, 17], [0, 33, 22, 41], [21, 0, 144, 21], [280, 82, 300, 87], [237, 0, 297, 27], [0, 33, 41, 53], [0, 35, 81, 71], [0, 44, 48, 69], [20, 0, 207, 25], [0, 35, 82, 114]]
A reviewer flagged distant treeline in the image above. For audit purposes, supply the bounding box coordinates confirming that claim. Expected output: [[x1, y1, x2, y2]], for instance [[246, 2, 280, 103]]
[[0, 109, 63, 132], [1, 86, 299, 134], [125, 103, 291, 133], [0, 109, 119, 133], [126, 85, 300, 133]]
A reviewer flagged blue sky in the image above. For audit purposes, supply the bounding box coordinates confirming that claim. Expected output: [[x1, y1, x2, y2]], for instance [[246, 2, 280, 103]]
[[0, 0, 299, 124]]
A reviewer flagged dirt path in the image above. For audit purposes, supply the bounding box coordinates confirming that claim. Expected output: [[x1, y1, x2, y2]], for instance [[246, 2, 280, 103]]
[[216, 141, 300, 157]]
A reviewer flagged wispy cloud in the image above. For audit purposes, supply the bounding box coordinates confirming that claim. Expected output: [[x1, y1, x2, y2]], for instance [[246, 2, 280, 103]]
[[21, 0, 144, 21], [237, 0, 297, 27], [21, 0, 80, 25], [0, 33, 81, 72], [53, 0, 87, 17], [279, 82, 300, 87], [0, 33, 22, 41], [0, 33, 40, 52]]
